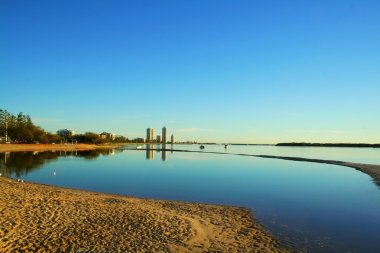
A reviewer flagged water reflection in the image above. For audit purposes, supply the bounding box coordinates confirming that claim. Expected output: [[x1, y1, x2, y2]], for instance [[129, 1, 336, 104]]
[[0, 149, 120, 178], [162, 144, 167, 161], [144, 144, 175, 161], [146, 144, 154, 160]]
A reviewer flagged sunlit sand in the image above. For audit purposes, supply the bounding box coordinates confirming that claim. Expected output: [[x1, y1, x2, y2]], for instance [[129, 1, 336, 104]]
[[0, 176, 288, 252]]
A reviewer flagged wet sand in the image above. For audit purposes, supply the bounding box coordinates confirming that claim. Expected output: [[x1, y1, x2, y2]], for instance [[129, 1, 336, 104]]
[[0, 177, 289, 253]]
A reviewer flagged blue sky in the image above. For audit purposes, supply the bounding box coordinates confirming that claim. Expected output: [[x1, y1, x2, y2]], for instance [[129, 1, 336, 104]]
[[1, 0, 379, 143]]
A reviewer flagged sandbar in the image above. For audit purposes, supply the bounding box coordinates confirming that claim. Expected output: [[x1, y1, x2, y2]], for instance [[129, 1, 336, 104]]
[[168, 149, 380, 187], [253, 155, 380, 187]]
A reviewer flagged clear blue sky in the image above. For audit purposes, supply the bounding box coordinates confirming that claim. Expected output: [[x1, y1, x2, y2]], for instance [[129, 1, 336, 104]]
[[1, 0, 379, 143]]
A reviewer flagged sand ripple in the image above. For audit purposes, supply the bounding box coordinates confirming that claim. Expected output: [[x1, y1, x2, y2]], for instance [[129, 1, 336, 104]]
[[0, 177, 289, 252]]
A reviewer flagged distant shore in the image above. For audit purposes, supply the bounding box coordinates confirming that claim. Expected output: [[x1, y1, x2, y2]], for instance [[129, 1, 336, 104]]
[[276, 142, 380, 148], [0, 176, 289, 252], [0, 143, 125, 153]]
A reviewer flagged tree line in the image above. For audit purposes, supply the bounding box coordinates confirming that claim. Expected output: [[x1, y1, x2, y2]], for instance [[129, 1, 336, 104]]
[[0, 109, 128, 144], [0, 109, 61, 143], [73, 132, 127, 144]]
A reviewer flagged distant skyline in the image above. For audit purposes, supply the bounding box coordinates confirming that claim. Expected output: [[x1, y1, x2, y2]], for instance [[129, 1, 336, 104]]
[[1, 1, 379, 143]]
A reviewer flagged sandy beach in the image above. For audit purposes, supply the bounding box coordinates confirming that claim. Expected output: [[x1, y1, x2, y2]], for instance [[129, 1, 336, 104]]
[[0, 176, 289, 253], [0, 143, 125, 153]]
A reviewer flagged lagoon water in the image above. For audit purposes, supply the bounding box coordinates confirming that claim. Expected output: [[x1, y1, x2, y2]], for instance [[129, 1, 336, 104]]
[[1, 145, 380, 252]]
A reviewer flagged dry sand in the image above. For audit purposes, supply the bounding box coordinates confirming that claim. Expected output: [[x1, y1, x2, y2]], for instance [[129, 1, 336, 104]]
[[0, 143, 124, 153], [0, 177, 289, 253]]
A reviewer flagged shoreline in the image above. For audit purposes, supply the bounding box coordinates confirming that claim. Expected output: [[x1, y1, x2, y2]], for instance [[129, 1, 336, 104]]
[[2, 144, 378, 186], [2, 144, 379, 186], [0, 176, 289, 252], [165, 149, 380, 187], [252, 155, 380, 187], [2, 145, 379, 251], [0, 143, 125, 152]]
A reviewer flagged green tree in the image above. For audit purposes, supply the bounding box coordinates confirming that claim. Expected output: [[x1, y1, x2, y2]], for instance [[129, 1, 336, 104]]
[[0, 109, 6, 139], [75, 132, 102, 144]]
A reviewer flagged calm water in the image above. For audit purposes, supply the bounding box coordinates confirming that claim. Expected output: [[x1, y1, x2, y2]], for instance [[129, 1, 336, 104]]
[[1, 145, 380, 252]]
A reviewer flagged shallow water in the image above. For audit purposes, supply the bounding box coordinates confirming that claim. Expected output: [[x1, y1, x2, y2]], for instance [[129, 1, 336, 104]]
[[1, 145, 380, 252]]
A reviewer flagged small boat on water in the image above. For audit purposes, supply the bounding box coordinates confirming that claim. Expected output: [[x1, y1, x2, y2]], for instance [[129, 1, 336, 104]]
[[200, 145, 205, 149]]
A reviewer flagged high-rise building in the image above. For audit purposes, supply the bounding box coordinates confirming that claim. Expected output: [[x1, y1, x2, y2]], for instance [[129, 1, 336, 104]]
[[171, 134, 174, 144], [146, 128, 154, 143], [162, 126, 167, 144], [156, 135, 161, 143]]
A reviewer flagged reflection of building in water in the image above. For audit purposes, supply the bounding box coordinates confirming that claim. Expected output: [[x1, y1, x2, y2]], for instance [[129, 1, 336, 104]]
[[162, 127, 167, 144], [171, 134, 174, 144], [146, 144, 154, 160], [108, 149, 116, 155], [143, 143, 169, 161], [146, 128, 154, 143], [162, 147, 167, 161], [59, 150, 78, 156]]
